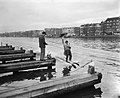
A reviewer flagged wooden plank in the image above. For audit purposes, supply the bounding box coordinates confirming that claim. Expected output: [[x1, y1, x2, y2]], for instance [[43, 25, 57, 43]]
[[0, 58, 56, 73], [0, 73, 102, 98], [0, 45, 12, 48], [0, 50, 25, 55], [0, 47, 15, 51], [0, 53, 36, 61]]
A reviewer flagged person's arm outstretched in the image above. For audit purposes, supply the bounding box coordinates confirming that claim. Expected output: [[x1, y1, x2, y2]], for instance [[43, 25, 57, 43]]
[[61, 36, 65, 49]]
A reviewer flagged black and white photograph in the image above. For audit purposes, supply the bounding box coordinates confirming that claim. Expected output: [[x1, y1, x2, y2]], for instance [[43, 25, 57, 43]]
[[0, 0, 119, 98]]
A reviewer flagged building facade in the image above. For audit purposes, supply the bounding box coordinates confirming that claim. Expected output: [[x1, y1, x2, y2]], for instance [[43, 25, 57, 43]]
[[80, 23, 101, 36], [32, 30, 44, 37], [62, 27, 80, 36], [103, 16, 120, 35], [44, 28, 62, 37]]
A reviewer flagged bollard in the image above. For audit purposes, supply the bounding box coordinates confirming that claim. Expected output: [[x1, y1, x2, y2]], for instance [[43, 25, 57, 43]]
[[20, 47, 23, 50], [62, 66, 71, 76], [47, 72, 53, 80], [98, 73, 102, 81], [88, 65, 95, 74], [1, 42, 2, 46], [30, 50, 33, 54], [30, 50, 35, 60], [6, 44, 8, 46], [9, 45, 12, 48], [40, 74, 47, 81]]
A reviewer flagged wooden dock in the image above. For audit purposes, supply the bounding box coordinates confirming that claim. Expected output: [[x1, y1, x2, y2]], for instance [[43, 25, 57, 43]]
[[0, 44, 56, 74], [0, 44, 102, 98], [0, 72, 102, 98]]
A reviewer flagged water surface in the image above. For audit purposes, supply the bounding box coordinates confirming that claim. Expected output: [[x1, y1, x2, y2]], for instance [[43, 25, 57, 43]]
[[0, 37, 120, 98]]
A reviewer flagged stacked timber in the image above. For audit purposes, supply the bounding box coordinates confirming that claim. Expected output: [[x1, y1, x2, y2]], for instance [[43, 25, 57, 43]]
[[0, 45, 15, 51], [0, 44, 56, 74]]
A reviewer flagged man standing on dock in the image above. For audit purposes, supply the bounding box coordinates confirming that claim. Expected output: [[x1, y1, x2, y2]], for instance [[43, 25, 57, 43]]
[[39, 31, 48, 61]]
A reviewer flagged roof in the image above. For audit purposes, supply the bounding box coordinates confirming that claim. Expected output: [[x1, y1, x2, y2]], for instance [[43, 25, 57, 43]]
[[106, 16, 120, 21]]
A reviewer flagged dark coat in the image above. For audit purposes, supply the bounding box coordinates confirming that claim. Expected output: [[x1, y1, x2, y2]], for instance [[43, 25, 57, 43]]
[[39, 35, 47, 48]]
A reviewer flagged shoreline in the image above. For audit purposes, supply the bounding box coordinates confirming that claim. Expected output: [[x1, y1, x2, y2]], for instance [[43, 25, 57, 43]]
[[46, 35, 120, 38], [0, 35, 120, 38]]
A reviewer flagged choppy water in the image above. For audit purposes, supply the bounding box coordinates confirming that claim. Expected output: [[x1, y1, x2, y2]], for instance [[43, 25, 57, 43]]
[[0, 37, 120, 98]]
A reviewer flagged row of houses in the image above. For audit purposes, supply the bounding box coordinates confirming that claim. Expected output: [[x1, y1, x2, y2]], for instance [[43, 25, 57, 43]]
[[44, 27, 80, 37], [44, 16, 120, 37], [0, 16, 119, 37], [103, 17, 120, 35], [0, 30, 44, 37]]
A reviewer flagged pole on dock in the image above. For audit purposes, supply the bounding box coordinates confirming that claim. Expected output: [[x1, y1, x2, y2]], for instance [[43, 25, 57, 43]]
[[6, 44, 8, 46], [1, 42, 2, 46], [20, 47, 23, 50]]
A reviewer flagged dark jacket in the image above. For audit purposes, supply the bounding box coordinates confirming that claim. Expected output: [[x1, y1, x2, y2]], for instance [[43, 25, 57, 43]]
[[39, 35, 47, 48]]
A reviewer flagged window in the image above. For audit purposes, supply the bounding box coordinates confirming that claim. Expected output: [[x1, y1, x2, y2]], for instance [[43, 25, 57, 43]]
[[113, 23, 115, 25], [117, 20, 119, 22]]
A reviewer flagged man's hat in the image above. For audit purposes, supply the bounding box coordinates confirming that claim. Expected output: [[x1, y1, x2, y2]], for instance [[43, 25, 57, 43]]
[[42, 32, 46, 35]]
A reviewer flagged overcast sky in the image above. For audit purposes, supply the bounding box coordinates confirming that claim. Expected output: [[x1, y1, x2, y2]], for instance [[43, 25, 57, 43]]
[[0, 0, 119, 32]]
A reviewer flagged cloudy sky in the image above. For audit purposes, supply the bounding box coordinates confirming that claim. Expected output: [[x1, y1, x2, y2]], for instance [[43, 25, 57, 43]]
[[0, 0, 119, 32]]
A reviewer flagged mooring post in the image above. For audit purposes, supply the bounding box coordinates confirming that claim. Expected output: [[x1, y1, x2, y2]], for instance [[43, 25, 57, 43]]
[[13, 71, 19, 75], [30, 50, 33, 54], [30, 50, 34, 60], [6, 44, 8, 46], [20, 47, 23, 50], [9, 45, 12, 48], [47, 66, 52, 70]]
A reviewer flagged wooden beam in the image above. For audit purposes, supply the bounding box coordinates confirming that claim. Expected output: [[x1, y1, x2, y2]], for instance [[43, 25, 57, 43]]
[[0, 58, 56, 73], [0, 53, 36, 62], [0, 47, 15, 51], [0, 73, 102, 98], [0, 45, 12, 48], [0, 50, 25, 55]]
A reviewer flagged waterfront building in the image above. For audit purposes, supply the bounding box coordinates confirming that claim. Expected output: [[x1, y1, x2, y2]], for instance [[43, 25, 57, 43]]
[[32, 30, 44, 37], [62, 27, 80, 36], [80, 24, 88, 36], [80, 23, 101, 36], [92, 23, 101, 36], [44, 28, 62, 37], [74, 27, 80, 36], [9, 31, 22, 37], [103, 16, 120, 35]]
